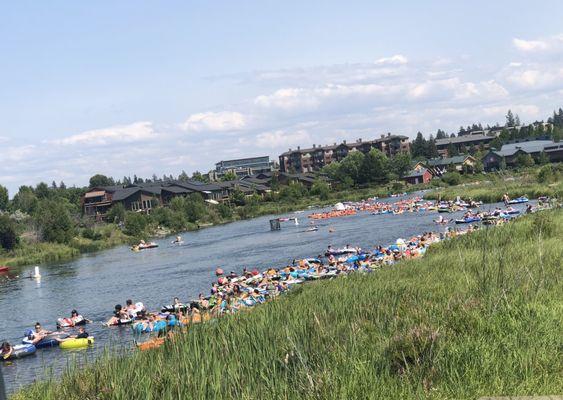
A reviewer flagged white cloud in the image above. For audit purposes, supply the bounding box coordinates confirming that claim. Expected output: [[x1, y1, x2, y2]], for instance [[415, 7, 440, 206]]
[[513, 38, 549, 52], [255, 88, 320, 110], [374, 54, 408, 65], [181, 111, 247, 132], [240, 129, 312, 149], [52, 121, 156, 146], [0, 145, 36, 163], [506, 67, 563, 89]]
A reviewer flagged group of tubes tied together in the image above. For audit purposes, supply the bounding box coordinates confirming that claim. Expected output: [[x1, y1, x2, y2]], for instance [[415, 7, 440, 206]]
[[1, 194, 541, 359]]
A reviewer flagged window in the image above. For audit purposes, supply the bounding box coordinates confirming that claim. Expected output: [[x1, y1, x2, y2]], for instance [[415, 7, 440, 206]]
[[131, 201, 141, 211]]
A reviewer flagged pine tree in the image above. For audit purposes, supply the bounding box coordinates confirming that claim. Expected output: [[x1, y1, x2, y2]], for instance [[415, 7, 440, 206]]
[[506, 110, 516, 127], [411, 132, 427, 158]]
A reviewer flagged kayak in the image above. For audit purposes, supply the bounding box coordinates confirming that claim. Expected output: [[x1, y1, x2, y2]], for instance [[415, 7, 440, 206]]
[[59, 337, 95, 349], [57, 315, 87, 328], [508, 197, 528, 204], [0, 266, 9, 273], [22, 332, 69, 348], [2, 344, 36, 361]]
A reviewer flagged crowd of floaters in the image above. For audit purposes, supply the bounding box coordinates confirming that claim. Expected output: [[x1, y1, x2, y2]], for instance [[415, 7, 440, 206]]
[[0, 193, 548, 359]]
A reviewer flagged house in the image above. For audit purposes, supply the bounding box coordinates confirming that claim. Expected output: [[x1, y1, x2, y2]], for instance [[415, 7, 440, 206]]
[[435, 134, 494, 157], [209, 156, 277, 181], [81, 179, 227, 219], [279, 134, 410, 173], [426, 155, 477, 174], [482, 139, 557, 171], [403, 168, 432, 185]]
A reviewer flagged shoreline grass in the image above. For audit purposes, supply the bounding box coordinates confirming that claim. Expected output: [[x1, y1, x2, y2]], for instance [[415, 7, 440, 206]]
[[11, 209, 563, 399]]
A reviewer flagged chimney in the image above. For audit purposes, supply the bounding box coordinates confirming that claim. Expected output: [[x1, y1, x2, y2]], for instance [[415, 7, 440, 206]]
[[289, 148, 292, 151], [358, 138, 362, 143], [381, 134, 385, 139], [334, 142, 337, 146], [343, 140, 346, 144], [387, 132, 391, 137], [313, 144, 316, 148], [297, 146, 300, 150]]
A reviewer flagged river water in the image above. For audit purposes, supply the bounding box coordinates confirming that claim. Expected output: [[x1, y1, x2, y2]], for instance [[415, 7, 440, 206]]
[[0, 194, 529, 394]]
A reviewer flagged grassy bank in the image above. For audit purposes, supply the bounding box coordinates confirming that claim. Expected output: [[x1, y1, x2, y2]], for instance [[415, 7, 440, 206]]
[[13, 209, 563, 399], [424, 168, 563, 203]]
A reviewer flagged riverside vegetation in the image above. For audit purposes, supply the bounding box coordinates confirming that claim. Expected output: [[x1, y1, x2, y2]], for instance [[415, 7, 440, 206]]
[[11, 208, 563, 399], [1, 163, 561, 268]]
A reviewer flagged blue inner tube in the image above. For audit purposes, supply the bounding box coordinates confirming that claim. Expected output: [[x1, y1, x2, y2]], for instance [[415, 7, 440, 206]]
[[2, 344, 36, 361], [22, 332, 69, 348]]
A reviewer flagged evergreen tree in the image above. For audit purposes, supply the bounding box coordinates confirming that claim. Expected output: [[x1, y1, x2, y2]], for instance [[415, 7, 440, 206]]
[[425, 135, 439, 158], [0, 184, 8, 211], [436, 129, 447, 139], [506, 110, 516, 127], [178, 170, 189, 182], [59, 181, 66, 190], [411, 132, 427, 158]]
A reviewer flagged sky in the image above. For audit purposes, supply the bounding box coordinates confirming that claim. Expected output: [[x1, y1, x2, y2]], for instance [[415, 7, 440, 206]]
[[1, 0, 562, 193]]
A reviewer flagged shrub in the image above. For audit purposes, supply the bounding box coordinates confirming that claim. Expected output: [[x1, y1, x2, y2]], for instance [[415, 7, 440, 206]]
[[0, 214, 19, 250], [124, 212, 148, 236], [441, 172, 461, 186]]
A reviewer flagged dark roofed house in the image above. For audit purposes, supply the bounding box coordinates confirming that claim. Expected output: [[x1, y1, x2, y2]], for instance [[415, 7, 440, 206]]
[[435, 134, 494, 157], [482, 139, 557, 171]]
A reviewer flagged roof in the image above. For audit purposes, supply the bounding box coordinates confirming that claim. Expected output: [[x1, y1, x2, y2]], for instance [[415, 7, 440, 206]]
[[492, 140, 554, 157], [435, 134, 494, 146], [280, 135, 408, 156], [426, 155, 474, 166], [111, 187, 141, 201], [161, 185, 193, 194], [404, 168, 429, 179]]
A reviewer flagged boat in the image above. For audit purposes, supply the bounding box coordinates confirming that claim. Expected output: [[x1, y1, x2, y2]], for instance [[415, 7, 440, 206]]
[[508, 197, 529, 204], [2, 344, 36, 361], [22, 332, 69, 348], [59, 337, 95, 349], [437, 207, 452, 213]]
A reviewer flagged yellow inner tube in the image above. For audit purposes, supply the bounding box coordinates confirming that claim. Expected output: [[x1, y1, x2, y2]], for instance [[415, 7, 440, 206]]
[[60, 337, 95, 349]]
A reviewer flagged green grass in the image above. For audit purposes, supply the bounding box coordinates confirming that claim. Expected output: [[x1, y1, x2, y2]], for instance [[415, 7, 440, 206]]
[[424, 170, 563, 203], [12, 209, 563, 399]]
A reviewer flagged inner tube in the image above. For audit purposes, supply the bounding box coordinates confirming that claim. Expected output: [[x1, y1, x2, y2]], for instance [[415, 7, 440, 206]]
[[59, 337, 95, 349], [22, 332, 69, 348], [57, 315, 87, 328], [106, 318, 133, 326], [2, 344, 36, 361]]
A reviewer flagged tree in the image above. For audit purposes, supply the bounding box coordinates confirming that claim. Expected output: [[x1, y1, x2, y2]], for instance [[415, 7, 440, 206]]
[[106, 203, 126, 223], [447, 143, 459, 157], [191, 171, 209, 183], [425, 135, 439, 158], [359, 148, 389, 184], [124, 211, 148, 236], [89, 174, 114, 188], [59, 181, 66, 190], [435, 129, 447, 139], [184, 193, 207, 222], [12, 186, 38, 214], [537, 151, 550, 165], [0, 214, 18, 250], [411, 132, 427, 158], [490, 137, 502, 150], [441, 172, 461, 186], [35, 199, 74, 243], [35, 182, 50, 199], [0, 184, 8, 211], [515, 153, 534, 168], [390, 153, 412, 178], [339, 151, 365, 184], [506, 110, 516, 127], [310, 179, 330, 200], [221, 171, 238, 182]]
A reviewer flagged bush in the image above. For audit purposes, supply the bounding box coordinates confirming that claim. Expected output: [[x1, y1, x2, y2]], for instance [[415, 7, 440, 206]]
[[81, 227, 102, 241], [441, 172, 461, 186], [106, 203, 125, 223], [0, 215, 19, 250], [124, 212, 148, 237], [310, 180, 330, 201], [35, 200, 75, 244]]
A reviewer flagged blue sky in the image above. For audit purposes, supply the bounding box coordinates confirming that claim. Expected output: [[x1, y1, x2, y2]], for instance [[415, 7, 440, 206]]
[[1, 1, 562, 193]]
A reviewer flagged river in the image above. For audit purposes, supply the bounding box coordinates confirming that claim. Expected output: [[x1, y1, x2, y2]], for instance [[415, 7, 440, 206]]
[[0, 194, 530, 394]]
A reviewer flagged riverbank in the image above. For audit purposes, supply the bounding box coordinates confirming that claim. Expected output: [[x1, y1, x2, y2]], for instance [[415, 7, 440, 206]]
[[12, 208, 563, 399], [425, 166, 563, 202]]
